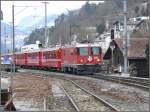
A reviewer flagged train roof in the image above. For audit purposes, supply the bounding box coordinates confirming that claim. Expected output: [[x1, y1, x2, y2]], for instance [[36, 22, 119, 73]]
[[12, 47, 61, 54], [1, 43, 100, 56], [15, 49, 41, 54], [41, 47, 61, 52]]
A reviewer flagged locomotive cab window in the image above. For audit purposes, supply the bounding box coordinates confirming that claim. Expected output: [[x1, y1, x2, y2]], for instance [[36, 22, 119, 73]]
[[79, 47, 88, 56], [92, 47, 100, 55]]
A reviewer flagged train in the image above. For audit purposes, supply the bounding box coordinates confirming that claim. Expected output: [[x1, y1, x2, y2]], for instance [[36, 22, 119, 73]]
[[1, 42, 102, 74]]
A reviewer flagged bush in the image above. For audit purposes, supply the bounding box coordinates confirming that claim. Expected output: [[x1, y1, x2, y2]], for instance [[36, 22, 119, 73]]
[[128, 64, 137, 77]]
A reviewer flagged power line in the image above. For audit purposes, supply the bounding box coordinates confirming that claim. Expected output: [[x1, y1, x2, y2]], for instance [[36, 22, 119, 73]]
[[13, 5, 40, 7], [14, 7, 28, 16]]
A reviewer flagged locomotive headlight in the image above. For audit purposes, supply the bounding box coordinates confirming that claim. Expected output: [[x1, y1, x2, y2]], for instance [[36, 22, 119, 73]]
[[80, 59, 83, 63], [97, 59, 100, 62]]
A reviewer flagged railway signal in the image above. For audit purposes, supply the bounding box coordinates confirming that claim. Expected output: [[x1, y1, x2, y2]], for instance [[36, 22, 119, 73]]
[[111, 29, 114, 40]]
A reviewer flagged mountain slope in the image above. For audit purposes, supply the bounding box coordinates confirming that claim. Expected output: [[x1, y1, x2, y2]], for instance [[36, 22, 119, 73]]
[[17, 14, 58, 34]]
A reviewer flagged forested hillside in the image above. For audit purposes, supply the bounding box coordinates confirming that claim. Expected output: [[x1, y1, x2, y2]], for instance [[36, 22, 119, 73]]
[[24, 0, 149, 46]]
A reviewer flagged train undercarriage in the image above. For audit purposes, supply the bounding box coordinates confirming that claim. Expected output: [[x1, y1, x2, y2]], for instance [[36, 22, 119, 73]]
[[61, 64, 101, 74]]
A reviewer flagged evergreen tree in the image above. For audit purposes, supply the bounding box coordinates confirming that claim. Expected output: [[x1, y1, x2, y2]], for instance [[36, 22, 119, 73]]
[[96, 23, 105, 35]]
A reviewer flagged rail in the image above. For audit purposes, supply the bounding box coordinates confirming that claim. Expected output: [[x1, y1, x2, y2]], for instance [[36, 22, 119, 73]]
[[90, 74, 149, 91], [61, 85, 80, 112], [18, 68, 149, 91], [63, 78, 120, 111]]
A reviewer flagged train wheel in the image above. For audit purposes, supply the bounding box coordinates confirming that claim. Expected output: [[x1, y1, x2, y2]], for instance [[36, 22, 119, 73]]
[[64, 67, 67, 73], [68, 67, 73, 74], [76, 69, 80, 75], [65, 67, 69, 73], [73, 68, 77, 74]]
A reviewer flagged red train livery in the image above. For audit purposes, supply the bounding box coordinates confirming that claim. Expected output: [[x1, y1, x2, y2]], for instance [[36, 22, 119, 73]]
[[15, 47, 62, 70], [41, 47, 62, 70], [61, 43, 102, 74], [2, 43, 102, 74]]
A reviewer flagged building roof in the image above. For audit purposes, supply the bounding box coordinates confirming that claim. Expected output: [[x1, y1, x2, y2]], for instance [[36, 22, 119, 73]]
[[114, 38, 148, 59], [131, 30, 149, 38]]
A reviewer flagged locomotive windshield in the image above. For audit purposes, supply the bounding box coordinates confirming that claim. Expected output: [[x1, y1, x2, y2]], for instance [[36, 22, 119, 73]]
[[79, 47, 88, 56], [92, 47, 99, 55]]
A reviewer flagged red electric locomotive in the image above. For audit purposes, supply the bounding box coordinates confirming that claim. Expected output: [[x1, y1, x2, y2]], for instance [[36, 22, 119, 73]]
[[61, 43, 102, 74]]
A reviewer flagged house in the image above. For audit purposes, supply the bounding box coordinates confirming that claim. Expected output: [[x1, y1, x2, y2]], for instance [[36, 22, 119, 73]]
[[94, 32, 111, 54], [103, 38, 149, 77]]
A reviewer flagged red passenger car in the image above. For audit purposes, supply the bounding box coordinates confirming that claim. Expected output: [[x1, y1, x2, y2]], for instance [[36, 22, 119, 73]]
[[12, 46, 62, 70], [26, 50, 42, 68], [42, 47, 62, 70], [61, 43, 102, 74], [15, 52, 27, 67]]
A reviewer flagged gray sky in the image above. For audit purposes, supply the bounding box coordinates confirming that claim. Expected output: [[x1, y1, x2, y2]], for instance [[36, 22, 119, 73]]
[[1, 1, 104, 25]]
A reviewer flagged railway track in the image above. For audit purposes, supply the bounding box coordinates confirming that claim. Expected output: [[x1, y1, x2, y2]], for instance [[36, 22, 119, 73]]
[[89, 74, 149, 91], [61, 78, 119, 111], [18, 69, 149, 91], [19, 72, 119, 111], [21, 72, 119, 111], [13, 69, 149, 111]]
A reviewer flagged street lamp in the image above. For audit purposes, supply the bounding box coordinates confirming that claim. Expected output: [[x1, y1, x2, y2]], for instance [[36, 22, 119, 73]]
[[110, 41, 115, 73]]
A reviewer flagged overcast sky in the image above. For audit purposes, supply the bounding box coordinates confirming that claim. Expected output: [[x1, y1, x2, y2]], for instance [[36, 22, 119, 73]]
[[1, 1, 104, 25]]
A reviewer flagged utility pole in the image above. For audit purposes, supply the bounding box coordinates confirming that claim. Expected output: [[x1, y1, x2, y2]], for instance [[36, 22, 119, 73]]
[[148, 3, 150, 109], [12, 4, 15, 88], [0, 5, 1, 109], [66, 9, 72, 44], [11, 4, 39, 90], [0, 0, 3, 108], [123, 0, 128, 73], [70, 24, 72, 43], [4, 25, 6, 53], [42, 2, 49, 47]]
